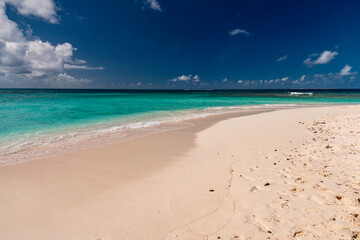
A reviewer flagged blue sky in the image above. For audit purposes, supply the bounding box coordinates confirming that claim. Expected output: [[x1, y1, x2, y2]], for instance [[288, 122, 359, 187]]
[[0, 0, 360, 89]]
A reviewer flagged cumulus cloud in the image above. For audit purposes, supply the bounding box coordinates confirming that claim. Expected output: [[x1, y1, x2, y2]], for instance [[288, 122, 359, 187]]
[[292, 75, 307, 85], [193, 75, 200, 82], [171, 74, 191, 81], [276, 55, 287, 62], [292, 65, 358, 87], [144, 0, 162, 11], [339, 64, 357, 76], [229, 29, 249, 36], [303, 50, 338, 67], [235, 66, 358, 88], [5, 0, 59, 23], [237, 76, 289, 87], [170, 74, 200, 83], [55, 73, 91, 86], [0, 0, 102, 87]]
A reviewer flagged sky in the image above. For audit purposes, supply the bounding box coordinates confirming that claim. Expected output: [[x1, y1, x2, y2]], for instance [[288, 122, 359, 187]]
[[0, 0, 360, 89]]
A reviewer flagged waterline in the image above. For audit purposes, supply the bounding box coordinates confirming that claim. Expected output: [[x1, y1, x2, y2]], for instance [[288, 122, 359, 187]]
[[1, 103, 303, 165]]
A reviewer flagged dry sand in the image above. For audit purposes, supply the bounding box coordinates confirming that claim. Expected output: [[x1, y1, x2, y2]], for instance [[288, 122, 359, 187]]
[[0, 105, 360, 239]]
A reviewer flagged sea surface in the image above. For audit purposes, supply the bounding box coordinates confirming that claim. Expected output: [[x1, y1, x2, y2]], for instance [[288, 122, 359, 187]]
[[1, 89, 360, 165]]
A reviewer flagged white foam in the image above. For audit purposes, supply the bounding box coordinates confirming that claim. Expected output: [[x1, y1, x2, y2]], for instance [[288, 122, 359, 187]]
[[289, 92, 313, 96], [0, 103, 303, 165]]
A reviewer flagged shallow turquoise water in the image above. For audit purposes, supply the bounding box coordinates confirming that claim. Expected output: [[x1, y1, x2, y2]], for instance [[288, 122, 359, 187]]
[[1, 89, 360, 163]]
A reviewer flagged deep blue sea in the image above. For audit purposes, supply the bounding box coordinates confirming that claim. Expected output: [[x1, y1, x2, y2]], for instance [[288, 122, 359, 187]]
[[1, 89, 360, 164]]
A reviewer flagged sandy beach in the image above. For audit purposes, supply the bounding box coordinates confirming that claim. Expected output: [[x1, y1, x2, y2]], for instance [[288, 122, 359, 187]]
[[0, 105, 360, 240]]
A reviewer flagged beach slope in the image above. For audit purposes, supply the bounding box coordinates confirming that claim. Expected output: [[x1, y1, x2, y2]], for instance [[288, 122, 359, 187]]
[[0, 106, 359, 239]]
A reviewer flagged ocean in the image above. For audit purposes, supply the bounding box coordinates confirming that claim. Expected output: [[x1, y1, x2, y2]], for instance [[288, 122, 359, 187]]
[[1, 89, 360, 165]]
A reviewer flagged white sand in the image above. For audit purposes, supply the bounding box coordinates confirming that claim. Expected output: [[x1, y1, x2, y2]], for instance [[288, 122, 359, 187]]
[[0, 106, 359, 239]]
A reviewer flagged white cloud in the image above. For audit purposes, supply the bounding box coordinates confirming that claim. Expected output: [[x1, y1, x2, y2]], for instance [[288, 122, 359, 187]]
[[64, 64, 104, 70], [172, 74, 191, 81], [229, 29, 249, 36], [292, 75, 307, 85], [170, 74, 200, 82], [292, 65, 358, 86], [276, 55, 287, 62], [303, 50, 338, 67], [0, 72, 91, 88], [144, 0, 162, 11], [339, 64, 357, 76], [0, 0, 101, 87], [234, 68, 358, 88], [237, 76, 290, 87], [5, 0, 59, 23], [56, 73, 91, 86]]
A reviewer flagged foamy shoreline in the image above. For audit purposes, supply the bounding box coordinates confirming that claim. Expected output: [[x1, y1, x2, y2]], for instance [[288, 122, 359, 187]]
[[1, 103, 311, 165], [0, 105, 359, 239]]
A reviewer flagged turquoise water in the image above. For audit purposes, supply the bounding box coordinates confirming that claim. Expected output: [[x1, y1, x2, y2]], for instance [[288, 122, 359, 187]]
[[1, 89, 360, 164]]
